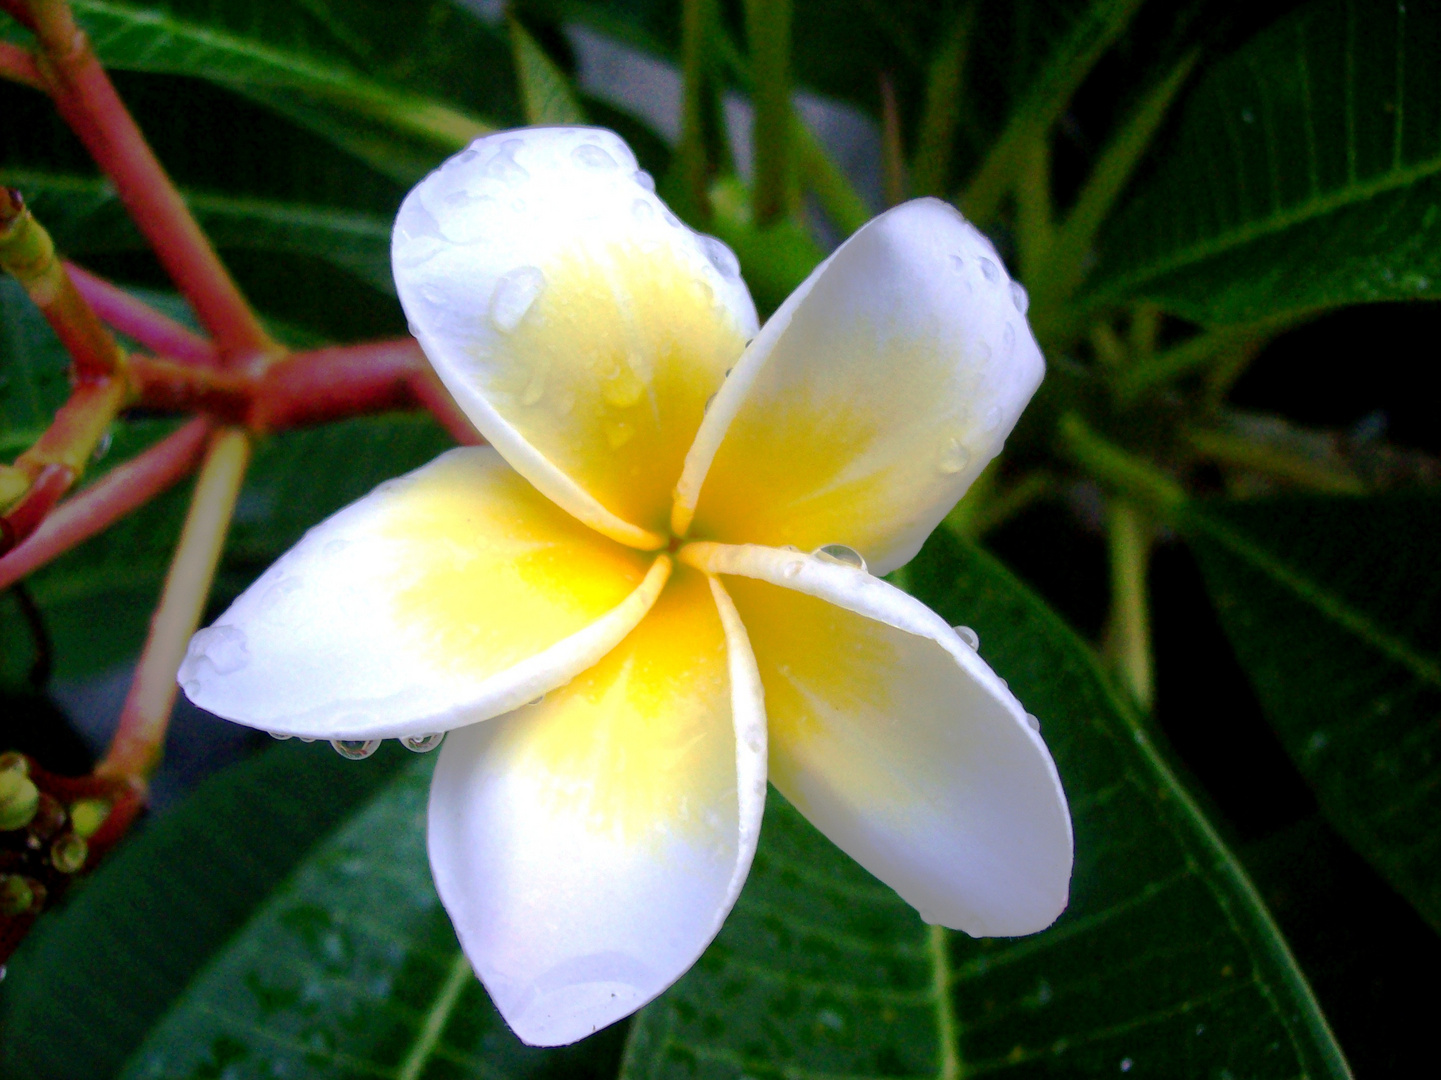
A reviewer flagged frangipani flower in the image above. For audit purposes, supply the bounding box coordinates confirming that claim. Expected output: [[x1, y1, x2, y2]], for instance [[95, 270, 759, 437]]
[[179, 127, 1072, 1046]]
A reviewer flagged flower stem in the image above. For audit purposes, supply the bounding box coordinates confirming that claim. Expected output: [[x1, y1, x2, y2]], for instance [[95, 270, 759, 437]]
[[25, 0, 273, 362], [97, 427, 251, 782], [1056, 412, 1187, 515], [66, 261, 218, 367], [0, 39, 43, 88], [1105, 497, 1154, 711], [0, 418, 212, 589], [1, 187, 127, 378]]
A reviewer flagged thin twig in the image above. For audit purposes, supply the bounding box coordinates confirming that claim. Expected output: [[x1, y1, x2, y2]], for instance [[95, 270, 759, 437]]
[[0, 418, 212, 589], [1104, 498, 1154, 711], [98, 427, 251, 782], [0, 39, 43, 88], [66, 261, 218, 366], [25, 0, 274, 362]]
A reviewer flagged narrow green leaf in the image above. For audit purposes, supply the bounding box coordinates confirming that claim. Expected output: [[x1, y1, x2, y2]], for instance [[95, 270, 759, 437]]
[[960, 0, 1148, 225], [1, 170, 394, 295], [622, 530, 1351, 1079], [793, 113, 872, 239], [911, 4, 976, 199], [1032, 48, 1200, 328], [1084, 0, 1441, 325], [1185, 494, 1441, 930], [745, 0, 795, 226], [508, 16, 587, 126]]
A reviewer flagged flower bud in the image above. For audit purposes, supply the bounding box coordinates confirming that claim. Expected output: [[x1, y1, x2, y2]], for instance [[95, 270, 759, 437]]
[[0, 874, 37, 916], [50, 832, 88, 874], [0, 770, 39, 832]]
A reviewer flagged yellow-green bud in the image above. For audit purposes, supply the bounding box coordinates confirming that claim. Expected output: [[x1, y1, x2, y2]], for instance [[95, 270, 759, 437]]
[[68, 798, 110, 839], [0, 770, 40, 831], [0, 751, 28, 775], [0, 875, 35, 916], [50, 832, 88, 874]]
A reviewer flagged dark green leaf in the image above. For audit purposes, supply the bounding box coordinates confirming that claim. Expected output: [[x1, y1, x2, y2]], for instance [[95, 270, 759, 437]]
[[1185, 494, 1441, 930], [1086, 0, 1441, 325], [625, 529, 1351, 1079], [510, 16, 588, 125]]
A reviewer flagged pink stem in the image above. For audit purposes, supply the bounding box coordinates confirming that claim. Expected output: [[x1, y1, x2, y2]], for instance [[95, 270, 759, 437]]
[[67, 261, 219, 366], [28, 4, 273, 362], [0, 40, 43, 88], [255, 338, 430, 431], [0, 418, 211, 589]]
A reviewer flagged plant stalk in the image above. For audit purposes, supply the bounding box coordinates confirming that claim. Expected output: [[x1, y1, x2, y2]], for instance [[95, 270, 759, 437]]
[[97, 427, 251, 782], [1105, 497, 1155, 711], [745, 0, 793, 226]]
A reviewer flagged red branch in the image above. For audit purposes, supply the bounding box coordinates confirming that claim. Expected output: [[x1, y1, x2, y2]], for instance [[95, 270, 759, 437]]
[[0, 418, 211, 588], [0, 463, 73, 552], [67, 261, 218, 366], [0, 39, 43, 88], [27, 4, 273, 361]]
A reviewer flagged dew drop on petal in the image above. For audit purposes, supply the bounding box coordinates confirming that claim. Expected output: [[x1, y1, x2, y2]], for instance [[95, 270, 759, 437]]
[[520, 367, 547, 406], [634, 169, 656, 192], [482, 138, 528, 186], [331, 739, 380, 760], [949, 254, 965, 271], [298, 737, 315, 743], [489, 266, 546, 333], [1002, 322, 1016, 358], [181, 679, 202, 699], [781, 559, 804, 579], [939, 436, 971, 475], [269, 731, 292, 741], [704, 392, 717, 413], [953, 625, 980, 650], [700, 235, 740, 279], [812, 544, 867, 572], [571, 143, 617, 170], [528, 695, 545, 707], [403, 733, 445, 753], [324, 538, 351, 557], [602, 365, 645, 407], [632, 198, 655, 223], [984, 404, 1003, 431], [1026, 713, 1041, 732], [190, 625, 249, 675], [664, 212, 682, 229], [1010, 280, 1030, 314], [980, 257, 1000, 283]]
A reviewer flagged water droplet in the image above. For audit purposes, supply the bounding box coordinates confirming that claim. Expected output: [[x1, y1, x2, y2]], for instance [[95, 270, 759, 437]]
[[605, 419, 634, 448], [403, 733, 445, 753], [269, 731, 292, 740], [1120, 1059, 1133, 1073], [781, 559, 804, 578], [1010, 280, 1029, 314], [634, 169, 656, 192], [939, 437, 971, 475], [704, 392, 717, 413], [528, 695, 545, 707], [632, 197, 655, 223], [191, 625, 249, 675], [953, 625, 980, 649], [812, 544, 866, 572], [91, 428, 112, 463], [1002, 322, 1016, 357], [700, 235, 740, 279], [407, 320, 421, 338], [181, 679, 201, 698], [299, 737, 315, 743], [571, 143, 617, 170], [664, 212, 682, 229], [980, 257, 1000, 283], [489, 266, 546, 332], [949, 254, 965, 271], [984, 404, 1003, 431], [50, 833, 88, 874], [482, 138, 529, 185], [1025, 713, 1041, 732], [602, 365, 645, 407], [331, 739, 380, 760]]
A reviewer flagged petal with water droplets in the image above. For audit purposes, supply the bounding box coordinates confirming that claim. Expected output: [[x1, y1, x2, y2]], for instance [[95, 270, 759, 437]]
[[680, 541, 1072, 936], [395, 127, 758, 548], [428, 568, 766, 1045], [180, 447, 669, 740], [675, 198, 1044, 574]]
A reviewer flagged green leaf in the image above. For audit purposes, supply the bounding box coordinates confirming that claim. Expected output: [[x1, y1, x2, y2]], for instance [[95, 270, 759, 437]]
[[625, 529, 1350, 1079], [0, 170, 395, 296], [1184, 494, 1441, 931], [0, 0, 514, 182], [1084, 0, 1441, 325], [509, 16, 588, 125]]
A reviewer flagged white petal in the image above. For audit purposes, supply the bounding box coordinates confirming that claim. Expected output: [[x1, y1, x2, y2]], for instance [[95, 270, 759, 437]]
[[674, 199, 1043, 574], [179, 447, 669, 740], [427, 568, 766, 1046], [681, 541, 1072, 936], [394, 127, 758, 546]]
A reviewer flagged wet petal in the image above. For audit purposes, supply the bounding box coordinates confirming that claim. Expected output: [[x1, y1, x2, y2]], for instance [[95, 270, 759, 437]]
[[395, 127, 757, 547], [676, 199, 1043, 574], [180, 447, 669, 740], [427, 568, 766, 1045], [681, 541, 1072, 936]]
